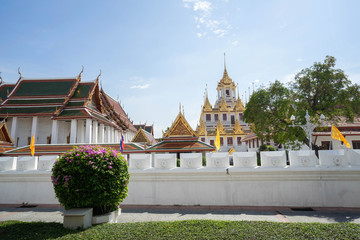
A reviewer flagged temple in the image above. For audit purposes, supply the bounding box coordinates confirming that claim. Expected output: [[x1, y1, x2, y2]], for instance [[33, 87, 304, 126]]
[[0, 70, 137, 148], [196, 57, 251, 152]]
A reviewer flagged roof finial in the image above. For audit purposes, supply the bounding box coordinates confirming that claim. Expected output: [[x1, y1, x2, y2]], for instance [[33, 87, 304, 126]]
[[179, 103, 181, 113], [182, 105, 185, 116], [237, 83, 239, 98], [96, 69, 102, 81], [0, 72, 3, 85], [224, 52, 226, 71], [206, 83, 208, 97], [18, 67, 22, 79], [79, 65, 84, 78]]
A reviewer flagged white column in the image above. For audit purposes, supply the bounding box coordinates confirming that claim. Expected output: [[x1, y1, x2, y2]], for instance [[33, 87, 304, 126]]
[[99, 124, 105, 143], [10, 117, 18, 142], [70, 119, 77, 144], [79, 120, 85, 143], [92, 120, 98, 144], [85, 119, 92, 143], [31, 116, 38, 141], [111, 127, 115, 143], [115, 130, 119, 143], [51, 120, 58, 144], [106, 126, 111, 143]]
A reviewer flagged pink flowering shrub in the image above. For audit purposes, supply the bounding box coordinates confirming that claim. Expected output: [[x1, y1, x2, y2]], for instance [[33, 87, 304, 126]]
[[51, 145, 129, 215]]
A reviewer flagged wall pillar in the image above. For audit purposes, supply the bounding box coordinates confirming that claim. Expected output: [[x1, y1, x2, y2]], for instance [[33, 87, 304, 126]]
[[70, 119, 77, 144], [10, 117, 18, 143], [92, 120, 98, 144], [85, 119, 92, 143], [106, 126, 111, 143], [51, 120, 58, 144], [31, 116, 39, 142], [99, 124, 105, 143]]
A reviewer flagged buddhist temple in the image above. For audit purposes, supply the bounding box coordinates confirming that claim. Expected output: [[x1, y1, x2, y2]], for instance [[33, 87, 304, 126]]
[[147, 106, 214, 155], [196, 57, 251, 152], [0, 69, 137, 148], [131, 127, 157, 147]]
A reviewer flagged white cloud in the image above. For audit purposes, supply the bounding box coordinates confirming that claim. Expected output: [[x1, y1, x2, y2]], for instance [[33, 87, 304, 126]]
[[197, 33, 203, 38], [297, 58, 303, 62], [183, 0, 231, 38], [280, 73, 296, 84], [232, 40, 238, 46], [193, 1, 212, 12], [130, 84, 150, 89]]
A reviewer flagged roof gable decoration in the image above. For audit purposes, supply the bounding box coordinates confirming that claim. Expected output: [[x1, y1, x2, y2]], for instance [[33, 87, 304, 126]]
[[132, 128, 151, 144], [216, 120, 226, 135], [233, 119, 244, 135], [0, 120, 13, 144], [164, 109, 199, 138], [219, 98, 228, 112]]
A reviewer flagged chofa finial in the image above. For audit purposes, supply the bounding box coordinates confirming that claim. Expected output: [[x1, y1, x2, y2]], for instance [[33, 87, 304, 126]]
[[18, 67, 22, 79], [224, 52, 226, 71], [79, 65, 84, 77]]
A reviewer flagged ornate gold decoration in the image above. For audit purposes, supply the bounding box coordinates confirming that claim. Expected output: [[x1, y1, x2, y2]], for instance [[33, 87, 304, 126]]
[[228, 147, 235, 155], [216, 120, 226, 134], [132, 128, 150, 144], [235, 97, 245, 111], [165, 112, 199, 138], [197, 120, 206, 135], [219, 98, 228, 111], [203, 95, 212, 111], [233, 119, 244, 134]]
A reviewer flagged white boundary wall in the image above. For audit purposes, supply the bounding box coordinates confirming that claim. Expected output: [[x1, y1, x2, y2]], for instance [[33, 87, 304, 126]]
[[0, 150, 360, 207]]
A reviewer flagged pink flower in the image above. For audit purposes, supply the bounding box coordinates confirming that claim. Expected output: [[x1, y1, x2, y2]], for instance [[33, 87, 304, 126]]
[[109, 166, 112, 169]]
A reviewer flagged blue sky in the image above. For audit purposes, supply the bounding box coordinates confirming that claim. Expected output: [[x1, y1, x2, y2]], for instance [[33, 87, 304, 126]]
[[1, 0, 360, 137]]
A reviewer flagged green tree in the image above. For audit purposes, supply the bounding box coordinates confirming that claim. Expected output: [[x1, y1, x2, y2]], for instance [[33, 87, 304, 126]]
[[243, 80, 305, 148], [244, 56, 358, 148], [291, 55, 352, 121]]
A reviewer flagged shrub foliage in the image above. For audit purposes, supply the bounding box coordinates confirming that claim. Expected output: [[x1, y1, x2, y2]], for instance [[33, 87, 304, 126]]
[[51, 145, 129, 215]]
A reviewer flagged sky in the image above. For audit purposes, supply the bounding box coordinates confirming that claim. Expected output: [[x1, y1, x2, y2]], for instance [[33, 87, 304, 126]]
[[1, 0, 360, 138]]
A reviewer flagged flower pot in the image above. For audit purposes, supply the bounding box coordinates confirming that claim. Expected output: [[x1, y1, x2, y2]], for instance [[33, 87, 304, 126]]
[[92, 208, 121, 224]]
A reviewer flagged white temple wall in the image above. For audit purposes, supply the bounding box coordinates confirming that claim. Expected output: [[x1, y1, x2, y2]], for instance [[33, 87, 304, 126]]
[[6, 118, 13, 136], [1, 150, 360, 207], [37, 117, 52, 144], [17, 118, 32, 147], [57, 120, 71, 144]]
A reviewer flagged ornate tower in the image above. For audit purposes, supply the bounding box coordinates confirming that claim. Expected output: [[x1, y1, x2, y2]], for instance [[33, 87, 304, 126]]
[[196, 55, 250, 152]]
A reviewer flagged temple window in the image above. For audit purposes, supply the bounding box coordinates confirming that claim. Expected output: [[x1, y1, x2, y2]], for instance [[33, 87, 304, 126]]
[[223, 114, 227, 121], [220, 137, 224, 146], [231, 115, 235, 124], [210, 140, 214, 146], [214, 114, 218, 121], [226, 89, 230, 96], [227, 137, 233, 145], [237, 137, 242, 145], [206, 114, 211, 121], [239, 113, 243, 121], [352, 141, 360, 149]]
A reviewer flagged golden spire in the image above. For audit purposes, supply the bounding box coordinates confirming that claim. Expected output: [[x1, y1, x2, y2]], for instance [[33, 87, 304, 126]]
[[235, 97, 245, 111], [197, 120, 206, 135], [216, 119, 226, 134], [219, 98, 228, 111], [233, 119, 244, 134]]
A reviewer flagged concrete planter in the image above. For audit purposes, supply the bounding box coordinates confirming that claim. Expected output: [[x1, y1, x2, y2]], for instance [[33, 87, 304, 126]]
[[92, 208, 121, 224]]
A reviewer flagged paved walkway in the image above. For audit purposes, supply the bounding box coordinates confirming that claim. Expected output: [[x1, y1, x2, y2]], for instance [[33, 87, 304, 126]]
[[1, 205, 360, 224]]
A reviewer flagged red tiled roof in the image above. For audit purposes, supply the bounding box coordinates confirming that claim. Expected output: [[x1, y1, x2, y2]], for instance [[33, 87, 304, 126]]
[[104, 93, 137, 132]]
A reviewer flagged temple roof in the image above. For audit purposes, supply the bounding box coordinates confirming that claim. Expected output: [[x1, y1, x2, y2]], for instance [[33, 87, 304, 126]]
[[134, 124, 154, 135], [0, 73, 136, 132], [131, 127, 157, 145], [146, 139, 214, 153], [1, 143, 144, 156], [164, 111, 198, 138], [0, 120, 14, 153]]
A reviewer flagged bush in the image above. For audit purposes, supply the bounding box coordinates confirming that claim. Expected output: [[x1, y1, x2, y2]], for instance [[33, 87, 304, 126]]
[[51, 145, 129, 215]]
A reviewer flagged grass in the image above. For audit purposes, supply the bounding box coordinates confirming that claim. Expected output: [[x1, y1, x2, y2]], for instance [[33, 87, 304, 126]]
[[1, 220, 360, 240]]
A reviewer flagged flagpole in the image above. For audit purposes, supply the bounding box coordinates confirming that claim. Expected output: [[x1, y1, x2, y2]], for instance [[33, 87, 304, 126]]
[[329, 124, 332, 150]]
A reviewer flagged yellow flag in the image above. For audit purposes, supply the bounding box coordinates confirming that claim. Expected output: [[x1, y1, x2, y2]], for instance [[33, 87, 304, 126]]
[[30, 134, 35, 156], [215, 127, 220, 151], [331, 125, 351, 148]]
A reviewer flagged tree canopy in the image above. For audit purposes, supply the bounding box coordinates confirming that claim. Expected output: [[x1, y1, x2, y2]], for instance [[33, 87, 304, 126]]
[[243, 56, 360, 149]]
